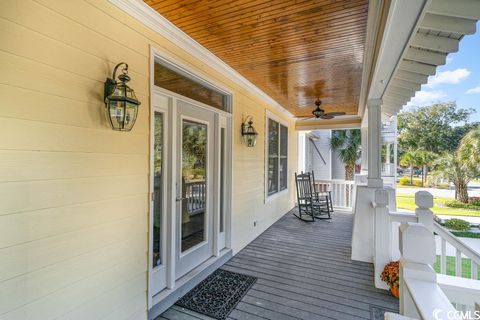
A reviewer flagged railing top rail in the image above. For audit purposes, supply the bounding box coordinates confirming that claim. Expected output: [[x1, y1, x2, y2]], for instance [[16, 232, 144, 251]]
[[184, 181, 206, 186], [404, 278, 456, 319], [437, 274, 480, 306], [433, 222, 480, 265], [314, 179, 355, 185]]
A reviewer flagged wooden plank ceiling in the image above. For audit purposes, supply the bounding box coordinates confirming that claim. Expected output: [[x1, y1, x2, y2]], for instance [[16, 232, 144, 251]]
[[145, 0, 369, 117]]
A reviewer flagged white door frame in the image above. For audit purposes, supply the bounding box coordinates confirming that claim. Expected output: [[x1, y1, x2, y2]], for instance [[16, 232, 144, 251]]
[[148, 46, 233, 308], [148, 93, 169, 301]]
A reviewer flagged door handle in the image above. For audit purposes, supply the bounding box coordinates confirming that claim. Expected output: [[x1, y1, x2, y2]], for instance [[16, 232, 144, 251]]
[[176, 197, 186, 202]]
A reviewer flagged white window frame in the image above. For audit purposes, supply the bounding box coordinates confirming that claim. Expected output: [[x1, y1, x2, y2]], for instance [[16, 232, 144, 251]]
[[265, 111, 289, 201]]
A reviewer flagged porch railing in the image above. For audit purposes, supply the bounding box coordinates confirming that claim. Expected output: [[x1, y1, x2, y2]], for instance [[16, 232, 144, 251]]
[[372, 190, 480, 317], [381, 163, 396, 177], [314, 179, 354, 209], [184, 181, 206, 215]]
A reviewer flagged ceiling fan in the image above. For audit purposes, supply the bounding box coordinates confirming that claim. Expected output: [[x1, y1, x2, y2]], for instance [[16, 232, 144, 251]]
[[297, 99, 346, 120]]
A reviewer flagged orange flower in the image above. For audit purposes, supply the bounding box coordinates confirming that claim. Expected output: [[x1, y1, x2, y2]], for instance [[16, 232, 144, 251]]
[[380, 261, 399, 289]]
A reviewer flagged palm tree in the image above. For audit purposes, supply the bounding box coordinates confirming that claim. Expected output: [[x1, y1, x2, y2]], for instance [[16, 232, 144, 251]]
[[432, 153, 476, 203], [458, 127, 480, 176], [330, 129, 361, 181], [416, 150, 437, 187], [400, 149, 421, 185]]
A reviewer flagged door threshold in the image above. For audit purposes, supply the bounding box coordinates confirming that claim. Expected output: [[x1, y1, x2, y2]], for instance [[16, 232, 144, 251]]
[[148, 248, 232, 320]]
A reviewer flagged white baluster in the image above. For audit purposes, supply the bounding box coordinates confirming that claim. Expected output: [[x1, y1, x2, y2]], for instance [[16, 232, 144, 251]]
[[456, 249, 462, 277], [335, 184, 340, 207], [441, 238, 446, 275], [340, 183, 345, 207]]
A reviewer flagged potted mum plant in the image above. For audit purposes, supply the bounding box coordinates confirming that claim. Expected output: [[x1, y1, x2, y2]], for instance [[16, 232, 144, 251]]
[[381, 261, 399, 298]]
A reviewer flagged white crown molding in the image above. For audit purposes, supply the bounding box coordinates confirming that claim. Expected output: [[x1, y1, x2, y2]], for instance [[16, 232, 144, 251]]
[[109, 0, 294, 119]]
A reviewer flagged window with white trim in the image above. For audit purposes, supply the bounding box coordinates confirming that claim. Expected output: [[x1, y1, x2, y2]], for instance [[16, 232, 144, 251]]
[[267, 118, 288, 196]]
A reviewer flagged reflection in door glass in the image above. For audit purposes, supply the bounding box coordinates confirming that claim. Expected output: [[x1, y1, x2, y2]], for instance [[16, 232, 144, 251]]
[[153, 112, 163, 268], [181, 120, 207, 252]]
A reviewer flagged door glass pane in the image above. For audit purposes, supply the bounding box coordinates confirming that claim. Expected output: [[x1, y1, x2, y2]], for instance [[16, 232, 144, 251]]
[[153, 112, 163, 268], [279, 158, 288, 191], [280, 125, 288, 157], [268, 119, 279, 156], [154, 62, 230, 112], [181, 120, 207, 252], [220, 128, 225, 233], [279, 124, 288, 191], [268, 157, 278, 195]]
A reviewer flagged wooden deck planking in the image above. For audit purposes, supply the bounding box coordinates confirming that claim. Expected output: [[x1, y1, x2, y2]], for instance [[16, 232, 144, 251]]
[[160, 209, 398, 320]]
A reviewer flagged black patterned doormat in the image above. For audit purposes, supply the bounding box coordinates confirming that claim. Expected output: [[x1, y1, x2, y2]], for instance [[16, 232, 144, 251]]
[[175, 269, 257, 319]]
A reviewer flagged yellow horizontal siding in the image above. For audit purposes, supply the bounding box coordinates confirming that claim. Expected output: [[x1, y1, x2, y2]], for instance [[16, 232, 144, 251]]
[[0, 194, 147, 248], [0, 151, 147, 183], [0, 0, 297, 319]]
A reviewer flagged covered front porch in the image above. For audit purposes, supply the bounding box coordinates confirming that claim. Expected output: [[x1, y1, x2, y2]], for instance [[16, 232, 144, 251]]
[[2, 0, 480, 319], [161, 209, 399, 320]]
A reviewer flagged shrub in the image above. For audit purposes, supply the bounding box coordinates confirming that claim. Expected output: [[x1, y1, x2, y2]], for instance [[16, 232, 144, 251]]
[[399, 176, 410, 185], [445, 200, 480, 211], [451, 231, 480, 239], [445, 218, 470, 231], [469, 197, 480, 206], [412, 179, 423, 187]]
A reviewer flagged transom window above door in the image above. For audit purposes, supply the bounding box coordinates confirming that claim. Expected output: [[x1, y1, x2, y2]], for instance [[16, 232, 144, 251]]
[[154, 59, 231, 113], [266, 116, 288, 197]]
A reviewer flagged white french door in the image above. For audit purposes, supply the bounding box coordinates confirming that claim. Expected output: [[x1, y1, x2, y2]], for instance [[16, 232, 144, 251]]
[[175, 100, 215, 279], [148, 90, 231, 305]]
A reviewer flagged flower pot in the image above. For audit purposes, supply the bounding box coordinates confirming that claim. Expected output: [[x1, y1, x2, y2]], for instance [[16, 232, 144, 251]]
[[390, 286, 399, 298]]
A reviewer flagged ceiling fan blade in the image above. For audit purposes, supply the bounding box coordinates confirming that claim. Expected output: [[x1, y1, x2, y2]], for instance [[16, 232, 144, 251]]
[[296, 115, 313, 118], [324, 112, 346, 117], [299, 116, 315, 121], [320, 115, 335, 119]]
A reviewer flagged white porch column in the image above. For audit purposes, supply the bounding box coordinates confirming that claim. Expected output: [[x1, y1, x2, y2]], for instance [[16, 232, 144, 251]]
[[351, 99, 384, 263], [393, 115, 398, 187], [367, 99, 383, 188], [373, 188, 390, 289], [360, 125, 368, 174]]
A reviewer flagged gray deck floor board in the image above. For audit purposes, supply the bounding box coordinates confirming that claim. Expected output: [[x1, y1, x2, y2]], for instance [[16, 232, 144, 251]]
[[159, 209, 398, 320]]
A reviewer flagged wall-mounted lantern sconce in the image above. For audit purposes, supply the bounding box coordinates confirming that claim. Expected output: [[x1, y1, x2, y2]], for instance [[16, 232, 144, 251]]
[[104, 62, 141, 131], [241, 115, 258, 147]]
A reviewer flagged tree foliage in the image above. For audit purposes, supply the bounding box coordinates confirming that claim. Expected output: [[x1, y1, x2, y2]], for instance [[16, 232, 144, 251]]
[[431, 152, 475, 203], [400, 149, 422, 185], [458, 127, 480, 176], [398, 102, 474, 154], [330, 129, 361, 180]]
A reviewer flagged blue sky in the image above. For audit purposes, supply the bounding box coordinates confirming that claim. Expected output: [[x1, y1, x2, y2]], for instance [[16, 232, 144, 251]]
[[404, 22, 480, 122]]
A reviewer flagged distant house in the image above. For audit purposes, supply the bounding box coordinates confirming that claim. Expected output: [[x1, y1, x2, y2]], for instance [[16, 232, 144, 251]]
[[298, 117, 398, 188]]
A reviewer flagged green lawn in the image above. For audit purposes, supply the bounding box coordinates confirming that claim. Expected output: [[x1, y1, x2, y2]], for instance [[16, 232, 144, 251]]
[[433, 255, 480, 279], [396, 194, 480, 217]]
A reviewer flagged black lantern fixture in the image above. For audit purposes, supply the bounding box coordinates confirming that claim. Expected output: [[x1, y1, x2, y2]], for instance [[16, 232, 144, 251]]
[[104, 62, 141, 131], [241, 115, 258, 147]]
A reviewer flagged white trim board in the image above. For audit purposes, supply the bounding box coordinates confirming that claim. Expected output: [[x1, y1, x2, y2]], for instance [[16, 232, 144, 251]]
[[110, 0, 294, 119]]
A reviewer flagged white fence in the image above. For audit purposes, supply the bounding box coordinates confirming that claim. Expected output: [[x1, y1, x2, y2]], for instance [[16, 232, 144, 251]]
[[314, 179, 355, 209]]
